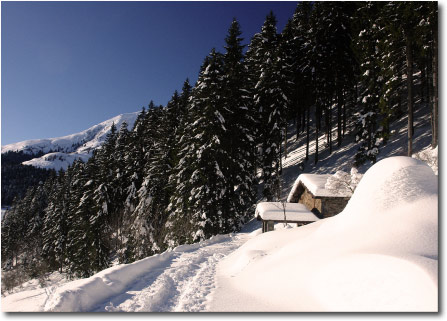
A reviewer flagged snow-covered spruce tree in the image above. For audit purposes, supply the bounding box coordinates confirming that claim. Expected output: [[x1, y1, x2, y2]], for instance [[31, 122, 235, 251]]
[[165, 49, 231, 246], [109, 121, 131, 258], [382, 1, 425, 156], [308, 2, 357, 157], [221, 19, 256, 228], [412, 2, 437, 149], [353, 2, 384, 166], [374, 2, 406, 144], [1, 196, 27, 269], [41, 171, 68, 272], [164, 83, 195, 249], [289, 2, 314, 159], [4, 186, 38, 270], [249, 12, 288, 201], [120, 108, 147, 263], [327, 1, 357, 148], [65, 158, 102, 278], [129, 104, 166, 259], [22, 182, 49, 276], [278, 17, 299, 141]]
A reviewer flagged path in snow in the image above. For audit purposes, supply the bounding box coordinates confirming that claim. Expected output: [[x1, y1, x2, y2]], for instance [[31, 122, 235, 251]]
[[92, 229, 256, 312]]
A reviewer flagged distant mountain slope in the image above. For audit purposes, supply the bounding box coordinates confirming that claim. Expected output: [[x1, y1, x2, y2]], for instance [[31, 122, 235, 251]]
[[1, 112, 139, 171]]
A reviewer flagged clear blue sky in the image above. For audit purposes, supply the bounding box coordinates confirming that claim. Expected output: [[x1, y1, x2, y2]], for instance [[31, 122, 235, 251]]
[[1, 1, 298, 145]]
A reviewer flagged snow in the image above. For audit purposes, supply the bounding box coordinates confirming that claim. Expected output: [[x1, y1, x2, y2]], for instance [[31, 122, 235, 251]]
[[413, 145, 438, 175], [210, 156, 437, 312], [255, 202, 319, 222], [287, 173, 352, 202], [1, 230, 255, 312], [2, 156, 437, 312], [1, 112, 138, 171]]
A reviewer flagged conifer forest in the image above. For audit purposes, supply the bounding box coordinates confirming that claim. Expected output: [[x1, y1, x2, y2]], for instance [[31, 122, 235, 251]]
[[1, 2, 438, 280]]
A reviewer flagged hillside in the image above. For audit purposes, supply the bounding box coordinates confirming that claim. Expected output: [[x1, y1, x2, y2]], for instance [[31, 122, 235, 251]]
[[1, 98, 438, 311], [1, 154, 437, 312], [276, 97, 435, 199], [1, 112, 139, 171]]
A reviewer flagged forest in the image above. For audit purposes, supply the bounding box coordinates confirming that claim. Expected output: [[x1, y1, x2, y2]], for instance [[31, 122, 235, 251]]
[[1, 2, 438, 281]]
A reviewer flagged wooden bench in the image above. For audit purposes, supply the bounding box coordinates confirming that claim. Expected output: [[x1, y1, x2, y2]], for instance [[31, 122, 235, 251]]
[[255, 202, 320, 233]]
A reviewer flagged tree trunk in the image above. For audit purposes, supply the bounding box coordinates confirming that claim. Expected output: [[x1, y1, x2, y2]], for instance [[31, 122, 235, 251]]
[[315, 106, 319, 165], [284, 126, 288, 160], [328, 99, 332, 155], [406, 37, 414, 156], [420, 64, 426, 103], [301, 106, 306, 132], [432, 25, 438, 148], [306, 104, 310, 161], [325, 100, 330, 148], [279, 133, 283, 176], [337, 85, 343, 147]]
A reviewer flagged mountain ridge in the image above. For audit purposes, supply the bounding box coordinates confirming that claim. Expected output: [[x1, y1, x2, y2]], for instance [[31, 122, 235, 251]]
[[1, 112, 139, 171]]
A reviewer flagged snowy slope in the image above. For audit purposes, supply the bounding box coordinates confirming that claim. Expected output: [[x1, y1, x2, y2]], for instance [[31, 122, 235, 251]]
[[1, 101, 437, 312], [210, 157, 437, 312], [1, 156, 437, 312], [1, 224, 260, 312], [278, 99, 434, 199], [1, 112, 138, 171]]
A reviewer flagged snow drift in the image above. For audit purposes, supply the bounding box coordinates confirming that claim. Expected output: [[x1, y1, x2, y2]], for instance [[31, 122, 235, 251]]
[[40, 234, 234, 312], [211, 156, 438, 312]]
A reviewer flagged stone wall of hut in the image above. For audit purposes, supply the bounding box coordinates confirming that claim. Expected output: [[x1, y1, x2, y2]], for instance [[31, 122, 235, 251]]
[[298, 187, 350, 218], [321, 197, 350, 218], [298, 189, 322, 216]]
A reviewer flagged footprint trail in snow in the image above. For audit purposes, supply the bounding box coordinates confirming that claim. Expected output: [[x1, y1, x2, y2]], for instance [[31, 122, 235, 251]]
[[93, 233, 249, 312]]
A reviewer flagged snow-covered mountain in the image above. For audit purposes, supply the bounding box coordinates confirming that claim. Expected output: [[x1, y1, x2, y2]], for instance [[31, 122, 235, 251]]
[[1, 112, 139, 171]]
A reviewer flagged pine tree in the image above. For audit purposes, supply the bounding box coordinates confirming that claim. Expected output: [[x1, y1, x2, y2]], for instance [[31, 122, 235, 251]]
[[354, 2, 385, 165], [290, 2, 314, 160], [42, 171, 68, 272], [166, 49, 231, 245], [222, 18, 256, 228], [249, 12, 287, 200]]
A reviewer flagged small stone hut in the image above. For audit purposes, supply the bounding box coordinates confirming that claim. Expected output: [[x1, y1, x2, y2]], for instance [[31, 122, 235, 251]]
[[287, 174, 351, 219]]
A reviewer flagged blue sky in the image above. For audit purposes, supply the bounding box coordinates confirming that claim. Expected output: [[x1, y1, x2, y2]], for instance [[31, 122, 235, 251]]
[[1, 1, 298, 145]]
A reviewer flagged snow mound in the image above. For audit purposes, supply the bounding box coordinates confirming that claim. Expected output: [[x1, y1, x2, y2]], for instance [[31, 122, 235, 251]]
[[343, 156, 437, 214], [1, 112, 138, 170], [212, 156, 438, 312]]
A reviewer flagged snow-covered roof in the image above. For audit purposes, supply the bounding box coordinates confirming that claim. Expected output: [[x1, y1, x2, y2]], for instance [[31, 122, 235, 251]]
[[287, 174, 352, 202], [255, 202, 319, 222]]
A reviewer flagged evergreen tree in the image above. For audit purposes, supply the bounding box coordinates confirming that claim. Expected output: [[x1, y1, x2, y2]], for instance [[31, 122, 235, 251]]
[[354, 2, 385, 165], [166, 49, 230, 245], [222, 18, 256, 227], [249, 12, 288, 200]]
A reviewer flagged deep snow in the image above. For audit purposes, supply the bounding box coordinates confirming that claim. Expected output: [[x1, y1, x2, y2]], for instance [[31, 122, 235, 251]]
[[210, 157, 437, 312], [1, 156, 438, 312], [1, 228, 257, 312]]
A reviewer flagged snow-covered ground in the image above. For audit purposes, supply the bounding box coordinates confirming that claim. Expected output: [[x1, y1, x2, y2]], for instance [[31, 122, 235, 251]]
[[1, 156, 438, 312], [210, 156, 437, 312], [1, 112, 138, 171], [279, 100, 434, 199], [1, 221, 260, 312]]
